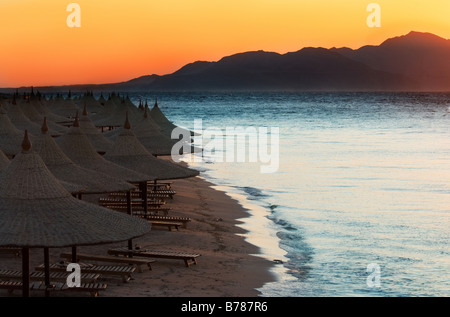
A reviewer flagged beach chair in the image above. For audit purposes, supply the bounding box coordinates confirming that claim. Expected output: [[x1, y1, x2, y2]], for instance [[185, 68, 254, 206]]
[[99, 197, 171, 215], [59, 252, 154, 273], [107, 247, 200, 268], [0, 247, 22, 256], [147, 188, 176, 199], [108, 191, 171, 201], [148, 220, 183, 231], [0, 280, 107, 297], [149, 182, 173, 190], [35, 262, 136, 283], [0, 269, 100, 283], [145, 215, 191, 228], [100, 204, 172, 216], [65, 282, 108, 297], [0, 281, 65, 295], [99, 197, 166, 206], [130, 181, 173, 191]]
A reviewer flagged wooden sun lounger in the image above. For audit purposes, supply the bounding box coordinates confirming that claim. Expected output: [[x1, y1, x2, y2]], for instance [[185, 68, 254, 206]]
[[107, 247, 200, 268], [99, 197, 166, 206], [65, 282, 108, 297], [60, 252, 154, 273], [98, 202, 167, 210], [0, 247, 21, 256], [108, 191, 171, 200], [146, 215, 191, 228], [147, 192, 173, 199], [0, 269, 100, 283], [0, 281, 107, 297], [147, 189, 176, 199], [148, 220, 183, 231], [130, 181, 173, 189], [35, 263, 136, 283], [0, 281, 64, 294], [148, 182, 173, 190], [102, 205, 172, 216]]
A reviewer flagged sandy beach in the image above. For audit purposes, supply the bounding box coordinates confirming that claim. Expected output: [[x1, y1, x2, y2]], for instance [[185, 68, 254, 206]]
[[0, 174, 276, 297]]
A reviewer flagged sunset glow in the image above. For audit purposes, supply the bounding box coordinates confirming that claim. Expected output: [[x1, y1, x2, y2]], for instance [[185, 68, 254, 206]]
[[0, 0, 449, 87]]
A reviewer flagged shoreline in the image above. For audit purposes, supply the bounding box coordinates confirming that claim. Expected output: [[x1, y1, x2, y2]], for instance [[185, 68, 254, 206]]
[[0, 175, 277, 297]]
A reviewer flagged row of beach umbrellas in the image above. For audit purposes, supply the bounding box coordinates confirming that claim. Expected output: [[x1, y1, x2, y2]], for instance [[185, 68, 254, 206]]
[[0, 91, 200, 297]]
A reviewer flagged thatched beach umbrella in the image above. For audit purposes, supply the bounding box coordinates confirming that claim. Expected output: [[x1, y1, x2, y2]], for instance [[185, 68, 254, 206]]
[[0, 131, 150, 296], [6, 96, 61, 137], [126, 104, 179, 156], [92, 96, 141, 129], [123, 95, 144, 120], [150, 99, 197, 137], [0, 103, 29, 157], [47, 94, 80, 118], [104, 113, 199, 214], [91, 96, 120, 124], [34, 118, 135, 195], [78, 105, 114, 154], [19, 96, 68, 134], [98, 93, 107, 106], [104, 113, 199, 181], [56, 114, 150, 183], [27, 94, 70, 124], [110, 92, 124, 106], [76, 92, 104, 114]]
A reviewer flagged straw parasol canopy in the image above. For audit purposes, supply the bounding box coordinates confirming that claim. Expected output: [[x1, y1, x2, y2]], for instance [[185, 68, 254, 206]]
[[98, 93, 107, 105], [18, 96, 68, 134], [150, 99, 197, 137], [92, 96, 142, 128], [47, 94, 80, 118], [0, 130, 150, 247], [0, 130, 150, 296], [56, 114, 151, 183], [0, 103, 31, 157], [123, 104, 179, 156], [104, 113, 199, 180], [34, 118, 135, 194], [78, 105, 114, 154], [91, 96, 120, 124], [6, 96, 61, 137], [27, 94, 70, 124], [76, 92, 104, 114], [56, 179, 87, 195], [110, 92, 124, 105]]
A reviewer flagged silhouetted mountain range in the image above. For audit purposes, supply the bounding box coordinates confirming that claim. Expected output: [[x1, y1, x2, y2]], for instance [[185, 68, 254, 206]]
[[3, 31, 449, 92], [331, 31, 450, 91]]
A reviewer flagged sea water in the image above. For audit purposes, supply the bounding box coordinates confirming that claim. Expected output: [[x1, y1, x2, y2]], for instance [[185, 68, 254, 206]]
[[130, 92, 450, 297]]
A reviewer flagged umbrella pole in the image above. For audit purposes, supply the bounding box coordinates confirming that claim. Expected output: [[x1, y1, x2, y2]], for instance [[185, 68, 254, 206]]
[[127, 190, 133, 252], [44, 248, 50, 297], [71, 246, 77, 263], [140, 181, 148, 217], [22, 247, 30, 297]]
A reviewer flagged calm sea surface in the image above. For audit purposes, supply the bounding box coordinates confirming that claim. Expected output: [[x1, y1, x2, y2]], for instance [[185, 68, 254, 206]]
[[130, 92, 450, 297]]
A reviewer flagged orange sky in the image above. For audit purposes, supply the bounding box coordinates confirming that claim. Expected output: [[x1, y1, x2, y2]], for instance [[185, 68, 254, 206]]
[[0, 0, 449, 87]]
